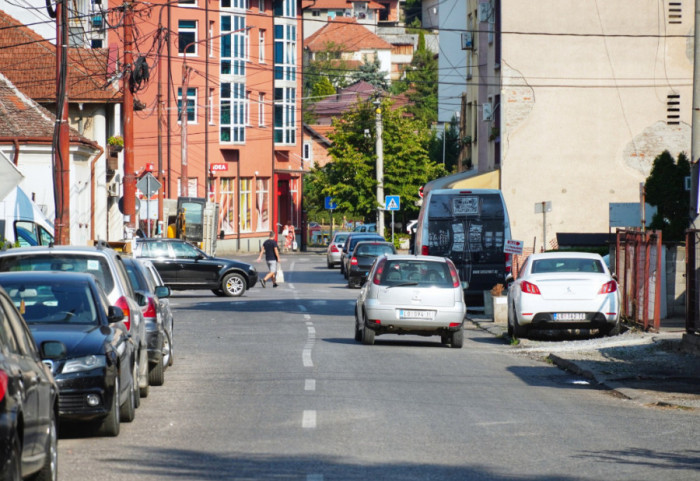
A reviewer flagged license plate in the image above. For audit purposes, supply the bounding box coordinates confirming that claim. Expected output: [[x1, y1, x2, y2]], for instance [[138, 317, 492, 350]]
[[399, 310, 435, 320], [554, 313, 586, 321]]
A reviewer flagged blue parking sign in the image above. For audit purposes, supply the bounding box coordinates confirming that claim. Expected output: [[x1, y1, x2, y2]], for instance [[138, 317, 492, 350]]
[[325, 196, 337, 210]]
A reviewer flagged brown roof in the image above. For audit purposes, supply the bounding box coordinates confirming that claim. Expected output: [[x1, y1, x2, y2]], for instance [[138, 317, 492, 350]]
[[0, 11, 120, 103], [0, 73, 59, 138], [304, 17, 393, 53], [304, 0, 385, 9]]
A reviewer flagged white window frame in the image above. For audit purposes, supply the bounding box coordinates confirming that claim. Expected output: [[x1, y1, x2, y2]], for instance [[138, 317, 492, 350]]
[[259, 29, 266, 63], [178, 87, 198, 124], [258, 93, 265, 126], [209, 88, 215, 125], [239, 177, 252, 232], [178, 20, 198, 56]]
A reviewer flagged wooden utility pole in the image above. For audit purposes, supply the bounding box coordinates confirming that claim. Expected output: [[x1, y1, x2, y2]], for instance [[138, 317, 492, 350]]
[[157, 28, 165, 235], [180, 65, 190, 196], [122, 2, 136, 229], [54, 0, 70, 244]]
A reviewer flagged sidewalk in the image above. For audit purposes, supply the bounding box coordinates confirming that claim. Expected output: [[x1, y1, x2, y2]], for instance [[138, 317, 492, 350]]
[[470, 312, 700, 411]]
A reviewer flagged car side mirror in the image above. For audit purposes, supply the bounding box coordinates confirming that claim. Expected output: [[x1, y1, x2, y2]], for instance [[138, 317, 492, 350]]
[[41, 341, 67, 360], [108, 306, 125, 324], [155, 285, 171, 298]]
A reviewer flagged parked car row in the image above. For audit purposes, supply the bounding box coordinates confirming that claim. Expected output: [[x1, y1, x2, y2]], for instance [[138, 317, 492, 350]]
[[0, 242, 179, 479]]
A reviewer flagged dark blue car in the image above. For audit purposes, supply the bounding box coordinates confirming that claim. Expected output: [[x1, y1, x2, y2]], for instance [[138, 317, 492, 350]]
[[0, 271, 137, 437]]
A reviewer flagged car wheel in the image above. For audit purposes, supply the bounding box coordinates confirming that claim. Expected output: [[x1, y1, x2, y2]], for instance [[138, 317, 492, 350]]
[[512, 316, 528, 339], [602, 319, 621, 336], [6, 434, 21, 481], [451, 329, 464, 349], [361, 323, 375, 345], [163, 327, 174, 367], [98, 376, 120, 437], [507, 303, 514, 337], [138, 349, 149, 399], [32, 407, 58, 481], [222, 273, 246, 297], [120, 369, 136, 423], [327, 259, 333, 269], [212, 289, 225, 297], [441, 334, 449, 344], [354, 309, 362, 342], [148, 356, 165, 387]]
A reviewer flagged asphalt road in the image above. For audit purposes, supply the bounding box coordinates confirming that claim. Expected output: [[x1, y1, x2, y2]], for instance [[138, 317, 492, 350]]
[[57, 253, 699, 480]]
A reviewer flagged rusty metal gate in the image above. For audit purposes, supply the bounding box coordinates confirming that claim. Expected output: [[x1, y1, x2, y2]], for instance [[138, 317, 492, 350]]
[[686, 229, 700, 334], [615, 229, 662, 332]]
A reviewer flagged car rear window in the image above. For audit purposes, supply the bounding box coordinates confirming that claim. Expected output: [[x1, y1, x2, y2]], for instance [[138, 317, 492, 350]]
[[355, 244, 394, 256], [0, 254, 115, 293], [531, 258, 604, 274], [379, 259, 452, 287]]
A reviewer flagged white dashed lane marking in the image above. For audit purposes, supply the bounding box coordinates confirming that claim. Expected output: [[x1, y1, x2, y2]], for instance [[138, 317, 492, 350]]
[[302, 410, 317, 429]]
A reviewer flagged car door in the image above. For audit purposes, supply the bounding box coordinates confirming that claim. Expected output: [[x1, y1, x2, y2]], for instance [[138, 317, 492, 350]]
[[0, 294, 48, 458], [171, 242, 220, 286], [141, 241, 180, 284]]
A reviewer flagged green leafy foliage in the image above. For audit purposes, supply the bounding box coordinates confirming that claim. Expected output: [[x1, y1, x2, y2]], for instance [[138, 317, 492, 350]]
[[644, 150, 690, 241], [428, 116, 461, 173], [305, 99, 447, 226]]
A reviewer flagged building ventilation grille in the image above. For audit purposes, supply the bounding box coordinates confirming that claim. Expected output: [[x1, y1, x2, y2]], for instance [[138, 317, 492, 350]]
[[668, 1, 682, 24], [667, 94, 681, 125]]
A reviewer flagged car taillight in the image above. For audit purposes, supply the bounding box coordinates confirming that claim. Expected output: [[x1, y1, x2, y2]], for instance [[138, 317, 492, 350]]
[[447, 260, 460, 288], [350, 257, 358, 266], [373, 258, 386, 285], [330, 245, 339, 253], [421, 245, 429, 255], [143, 296, 158, 319], [521, 281, 541, 295], [0, 370, 7, 402], [599, 281, 617, 294], [115, 296, 132, 331], [505, 253, 512, 273]]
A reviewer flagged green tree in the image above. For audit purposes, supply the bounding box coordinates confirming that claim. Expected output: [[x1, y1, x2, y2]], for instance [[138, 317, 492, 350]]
[[350, 54, 389, 90], [396, 31, 438, 124], [311, 76, 336, 98], [305, 99, 447, 225], [428, 116, 461, 173], [644, 150, 690, 241]]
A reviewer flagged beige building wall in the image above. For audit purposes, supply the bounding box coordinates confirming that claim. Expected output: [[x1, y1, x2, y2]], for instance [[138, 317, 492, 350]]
[[499, 0, 692, 250]]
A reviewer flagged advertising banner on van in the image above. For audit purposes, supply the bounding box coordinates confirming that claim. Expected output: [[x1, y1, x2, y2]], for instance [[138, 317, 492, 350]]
[[504, 239, 524, 255]]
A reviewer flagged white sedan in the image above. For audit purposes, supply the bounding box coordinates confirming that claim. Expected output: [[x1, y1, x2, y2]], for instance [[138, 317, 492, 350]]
[[507, 252, 620, 338]]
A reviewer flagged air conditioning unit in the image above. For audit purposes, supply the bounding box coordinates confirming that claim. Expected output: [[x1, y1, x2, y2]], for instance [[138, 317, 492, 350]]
[[108, 183, 120, 197], [482, 102, 493, 121], [461, 32, 474, 50]]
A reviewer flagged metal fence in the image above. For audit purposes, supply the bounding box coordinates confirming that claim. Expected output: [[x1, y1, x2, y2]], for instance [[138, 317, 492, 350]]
[[686, 229, 700, 334], [615, 229, 662, 332]]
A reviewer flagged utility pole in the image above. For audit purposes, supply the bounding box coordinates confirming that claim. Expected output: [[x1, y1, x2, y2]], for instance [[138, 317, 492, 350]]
[[122, 2, 136, 230], [374, 98, 384, 237], [691, 0, 700, 223], [157, 28, 165, 235], [54, 0, 70, 245], [180, 65, 190, 196]]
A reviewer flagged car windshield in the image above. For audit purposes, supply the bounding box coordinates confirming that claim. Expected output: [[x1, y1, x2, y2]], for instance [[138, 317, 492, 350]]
[[531, 258, 604, 274], [0, 254, 115, 293], [379, 260, 452, 287], [5, 281, 99, 325]]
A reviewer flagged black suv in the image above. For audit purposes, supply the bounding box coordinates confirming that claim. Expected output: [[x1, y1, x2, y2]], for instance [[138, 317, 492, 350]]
[[133, 239, 258, 297]]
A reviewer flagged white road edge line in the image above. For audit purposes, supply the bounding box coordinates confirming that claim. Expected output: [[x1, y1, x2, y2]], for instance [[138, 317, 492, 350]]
[[302, 410, 316, 429], [302, 349, 313, 367]]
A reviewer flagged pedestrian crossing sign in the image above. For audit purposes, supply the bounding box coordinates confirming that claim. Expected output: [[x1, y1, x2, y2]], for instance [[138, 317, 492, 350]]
[[385, 196, 400, 211]]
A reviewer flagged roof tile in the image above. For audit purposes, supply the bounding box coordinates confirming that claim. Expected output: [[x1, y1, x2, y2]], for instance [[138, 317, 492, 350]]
[[304, 17, 393, 52]]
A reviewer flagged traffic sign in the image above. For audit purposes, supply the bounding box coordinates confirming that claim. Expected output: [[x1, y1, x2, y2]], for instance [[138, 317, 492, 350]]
[[325, 196, 337, 210], [137, 172, 162, 198], [385, 195, 400, 211], [504, 239, 524, 255]]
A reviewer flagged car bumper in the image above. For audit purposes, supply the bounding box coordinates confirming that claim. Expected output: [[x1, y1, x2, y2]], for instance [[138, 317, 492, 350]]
[[327, 252, 341, 264], [347, 267, 371, 283], [516, 295, 619, 328], [55, 368, 117, 421], [146, 326, 164, 363], [363, 301, 466, 334], [248, 271, 259, 288]]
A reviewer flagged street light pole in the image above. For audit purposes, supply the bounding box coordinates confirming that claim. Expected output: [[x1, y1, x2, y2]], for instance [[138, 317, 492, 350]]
[[374, 98, 384, 237]]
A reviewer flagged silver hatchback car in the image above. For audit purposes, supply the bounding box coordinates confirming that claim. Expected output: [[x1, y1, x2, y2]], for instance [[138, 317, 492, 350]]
[[355, 255, 467, 348]]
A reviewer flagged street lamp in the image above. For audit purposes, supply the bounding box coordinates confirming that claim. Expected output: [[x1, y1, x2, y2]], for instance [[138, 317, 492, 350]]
[[180, 26, 252, 197]]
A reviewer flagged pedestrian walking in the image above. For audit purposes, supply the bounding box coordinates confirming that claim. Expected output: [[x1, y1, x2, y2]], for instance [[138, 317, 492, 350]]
[[285, 224, 296, 252], [256, 230, 280, 288], [281, 225, 289, 252]]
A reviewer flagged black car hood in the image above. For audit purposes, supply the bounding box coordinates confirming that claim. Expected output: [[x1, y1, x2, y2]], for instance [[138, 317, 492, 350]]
[[211, 256, 255, 270], [30, 324, 111, 357]]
